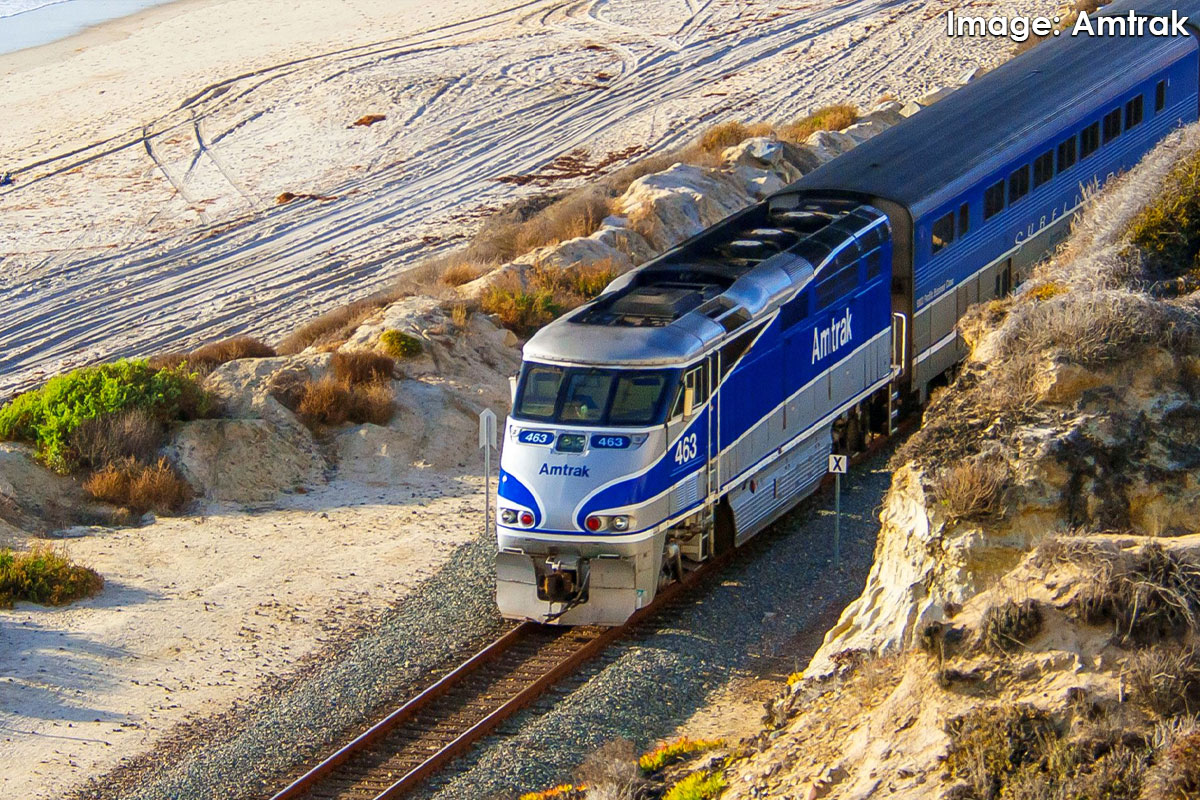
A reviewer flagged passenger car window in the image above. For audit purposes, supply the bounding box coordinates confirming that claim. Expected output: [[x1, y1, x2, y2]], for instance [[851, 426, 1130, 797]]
[[958, 203, 970, 238], [1126, 95, 1144, 129], [1033, 150, 1054, 188], [931, 212, 955, 253], [1057, 137, 1077, 172], [984, 181, 1005, 220], [1156, 80, 1167, 112], [1102, 107, 1122, 144], [1008, 165, 1030, 204], [1080, 122, 1100, 158]]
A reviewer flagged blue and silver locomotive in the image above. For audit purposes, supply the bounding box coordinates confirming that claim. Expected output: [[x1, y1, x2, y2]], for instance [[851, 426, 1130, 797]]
[[496, 0, 1200, 624]]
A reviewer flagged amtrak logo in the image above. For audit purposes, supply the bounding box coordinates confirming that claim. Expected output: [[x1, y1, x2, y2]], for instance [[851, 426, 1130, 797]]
[[812, 308, 853, 364], [539, 463, 591, 477]]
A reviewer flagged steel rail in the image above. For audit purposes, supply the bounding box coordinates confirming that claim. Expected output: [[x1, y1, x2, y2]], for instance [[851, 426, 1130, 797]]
[[268, 417, 910, 800]]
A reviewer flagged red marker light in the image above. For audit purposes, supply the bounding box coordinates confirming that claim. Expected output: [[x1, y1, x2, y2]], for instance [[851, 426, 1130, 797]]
[[519, 511, 534, 526], [585, 515, 603, 532]]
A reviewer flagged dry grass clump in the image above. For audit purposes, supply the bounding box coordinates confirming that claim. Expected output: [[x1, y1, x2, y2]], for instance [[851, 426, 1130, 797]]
[[67, 408, 163, 470], [1144, 727, 1200, 799], [481, 260, 618, 336], [998, 290, 1200, 367], [379, 329, 423, 359], [1070, 543, 1200, 645], [331, 350, 395, 385], [297, 376, 394, 428], [0, 545, 103, 607], [944, 703, 1155, 799], [150, 336, 276, 375], [944, 705, 1057, 799], [697, 121, 752, 155], [978, 599, 1043, 653], [345, 382, 395, 425], [187, 336, 275, 369], [930, 456, 1009, 525], [440, 261, 486, 287], [276, 290, 406, 355], [1126, 646, 1200, 717], [576, 739, 644, 800], [777, 104, 859, 143], [84, 457, 192, 515], [467, 189, 611, 266]]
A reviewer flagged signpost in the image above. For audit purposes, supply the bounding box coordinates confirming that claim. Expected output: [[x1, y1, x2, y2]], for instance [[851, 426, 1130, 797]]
[[479, 408, 497, 536], [828, 453, 848, 570]]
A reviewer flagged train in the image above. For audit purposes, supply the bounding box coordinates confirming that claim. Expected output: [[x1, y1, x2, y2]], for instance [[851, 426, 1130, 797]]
[[494, 0, 1200, 625]]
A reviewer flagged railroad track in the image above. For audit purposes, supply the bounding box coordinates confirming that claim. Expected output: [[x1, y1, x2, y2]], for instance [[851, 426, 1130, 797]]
[[267, 424, 908, 800]]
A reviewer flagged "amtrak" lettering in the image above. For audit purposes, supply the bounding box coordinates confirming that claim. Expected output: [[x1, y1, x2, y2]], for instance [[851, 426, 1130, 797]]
[[539, 463, 591, 477], [811, 308, 853, 364]]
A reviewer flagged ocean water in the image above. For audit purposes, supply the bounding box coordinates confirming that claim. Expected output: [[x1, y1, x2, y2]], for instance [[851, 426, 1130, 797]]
[[0, 0, 180, 55]]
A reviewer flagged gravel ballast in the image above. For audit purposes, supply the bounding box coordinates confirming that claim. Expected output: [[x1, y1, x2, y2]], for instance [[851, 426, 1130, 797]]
[[417, 447, 894, 800]]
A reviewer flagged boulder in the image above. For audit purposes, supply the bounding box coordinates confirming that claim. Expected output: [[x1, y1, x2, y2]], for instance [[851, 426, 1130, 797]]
[[611, 163, 756, 251], [205, 354, 330, 420], [342, 295, 445, 351], [841, 119, 891, 144], [863, 100, 905, 125], [0, 443, 111, 533], [915, 85, 956, 107], [167, 419, 325, 504], [803, 130, 857, 163], [721, 136, 804, 183]]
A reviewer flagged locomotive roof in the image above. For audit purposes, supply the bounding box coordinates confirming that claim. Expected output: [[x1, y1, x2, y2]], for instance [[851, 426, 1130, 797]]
[[522, 202, 886, 367], [779, 0, 1200, 220]]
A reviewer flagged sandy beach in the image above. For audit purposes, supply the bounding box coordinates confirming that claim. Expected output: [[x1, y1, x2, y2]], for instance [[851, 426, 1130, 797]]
[[0, 0, 1051, 797], [0, 0, 1049, 399]]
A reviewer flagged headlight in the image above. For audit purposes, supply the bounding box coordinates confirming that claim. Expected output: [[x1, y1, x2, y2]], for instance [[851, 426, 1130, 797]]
[[501, 509, 517, 524], [610, 515, 630, 532]]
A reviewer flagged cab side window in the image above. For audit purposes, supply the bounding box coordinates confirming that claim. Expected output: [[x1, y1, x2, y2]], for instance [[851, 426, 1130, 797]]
[[670, 363, 708, 419]]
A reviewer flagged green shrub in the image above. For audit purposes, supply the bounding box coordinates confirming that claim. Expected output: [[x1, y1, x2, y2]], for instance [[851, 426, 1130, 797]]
[[663, 770, 726, 800], [481, 261, 618, 337], [0, 545, 103, 607], [0, 361, 210, 473], [379, 330, 423, 359]]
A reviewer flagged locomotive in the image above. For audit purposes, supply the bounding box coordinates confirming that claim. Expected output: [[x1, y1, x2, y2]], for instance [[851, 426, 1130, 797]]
[[495, 0, 1200, 625]]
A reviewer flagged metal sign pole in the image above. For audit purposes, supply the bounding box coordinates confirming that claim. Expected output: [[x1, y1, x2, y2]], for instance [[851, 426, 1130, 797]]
[[479, 409, 497, 537], [834, 472, 841, 571], [828, 453, 847, 571]]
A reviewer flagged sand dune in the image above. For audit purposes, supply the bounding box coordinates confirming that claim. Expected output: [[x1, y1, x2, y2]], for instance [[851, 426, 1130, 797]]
[[0, 0, 1046, 397]]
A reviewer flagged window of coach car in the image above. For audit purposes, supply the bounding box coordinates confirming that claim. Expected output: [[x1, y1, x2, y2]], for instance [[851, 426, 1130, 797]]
[[513, 364, 677, 426]]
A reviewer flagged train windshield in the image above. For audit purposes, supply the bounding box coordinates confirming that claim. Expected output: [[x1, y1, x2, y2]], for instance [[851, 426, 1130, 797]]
[[514, 364, 677, 426]]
